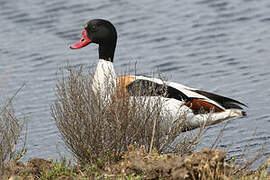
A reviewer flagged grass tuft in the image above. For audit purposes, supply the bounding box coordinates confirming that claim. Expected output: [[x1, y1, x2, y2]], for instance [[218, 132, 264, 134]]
[[0, 85, 26, 168], [51, 65, 203, 165]]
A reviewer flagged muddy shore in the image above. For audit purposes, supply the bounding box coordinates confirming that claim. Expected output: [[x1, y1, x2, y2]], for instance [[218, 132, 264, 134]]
[[1, 147, 269, 180]]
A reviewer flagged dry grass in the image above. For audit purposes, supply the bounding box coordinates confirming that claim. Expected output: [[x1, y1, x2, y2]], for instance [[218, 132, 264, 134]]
[[51, 65, 205, 165], [0, 86, 26, 167]]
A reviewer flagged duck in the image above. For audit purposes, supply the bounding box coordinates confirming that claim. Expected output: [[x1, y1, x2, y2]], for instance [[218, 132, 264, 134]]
[[70, 19, 247, 131]]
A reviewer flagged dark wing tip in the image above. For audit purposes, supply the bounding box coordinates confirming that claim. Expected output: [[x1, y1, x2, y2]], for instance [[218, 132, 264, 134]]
[[234, 100, 248, 108], [242, 111, 247, 116]]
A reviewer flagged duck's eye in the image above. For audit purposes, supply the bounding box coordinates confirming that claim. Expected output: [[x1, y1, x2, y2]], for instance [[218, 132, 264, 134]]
[[90, 25, 97, 32]]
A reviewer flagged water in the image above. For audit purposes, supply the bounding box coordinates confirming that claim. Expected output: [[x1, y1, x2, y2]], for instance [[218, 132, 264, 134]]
[[0, 0, 270, 165]]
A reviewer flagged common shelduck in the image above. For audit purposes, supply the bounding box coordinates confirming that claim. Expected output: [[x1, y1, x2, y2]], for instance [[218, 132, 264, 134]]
[[70, 19, 247, 131]]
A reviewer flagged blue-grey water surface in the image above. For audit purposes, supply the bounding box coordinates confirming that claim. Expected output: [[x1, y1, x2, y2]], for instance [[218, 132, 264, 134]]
[[0, 0, 270, 165]]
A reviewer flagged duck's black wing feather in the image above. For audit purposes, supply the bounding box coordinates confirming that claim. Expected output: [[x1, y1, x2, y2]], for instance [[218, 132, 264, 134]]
[[126, 79, 190, 101], [192, 90, 247, 110]]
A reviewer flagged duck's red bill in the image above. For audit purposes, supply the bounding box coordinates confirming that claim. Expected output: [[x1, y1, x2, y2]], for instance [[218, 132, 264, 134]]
[[70, 29, 91, 49]]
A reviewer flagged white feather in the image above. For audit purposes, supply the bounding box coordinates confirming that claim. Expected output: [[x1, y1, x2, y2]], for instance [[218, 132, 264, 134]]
[[92, 59, 117, 98]]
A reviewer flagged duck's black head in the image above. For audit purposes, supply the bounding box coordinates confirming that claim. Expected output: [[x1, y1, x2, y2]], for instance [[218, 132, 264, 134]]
[[70, 19, 117, 62]]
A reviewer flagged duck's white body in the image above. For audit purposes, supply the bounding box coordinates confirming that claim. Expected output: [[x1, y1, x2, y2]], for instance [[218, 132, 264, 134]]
[[92, 59, 245, 131]]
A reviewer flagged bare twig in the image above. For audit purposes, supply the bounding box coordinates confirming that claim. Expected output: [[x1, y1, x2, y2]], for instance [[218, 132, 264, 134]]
[[149, 118, 157, 154], [0, 83, 26, 166]]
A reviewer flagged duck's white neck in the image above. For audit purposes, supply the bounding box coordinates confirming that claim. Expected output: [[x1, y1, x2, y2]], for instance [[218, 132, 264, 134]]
[[92, 59, 117, 97]]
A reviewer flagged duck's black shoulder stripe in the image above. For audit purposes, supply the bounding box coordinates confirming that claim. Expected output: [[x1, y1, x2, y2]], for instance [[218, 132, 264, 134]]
[[192, 90, 247, 110], [126, 79, 189, 101]]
